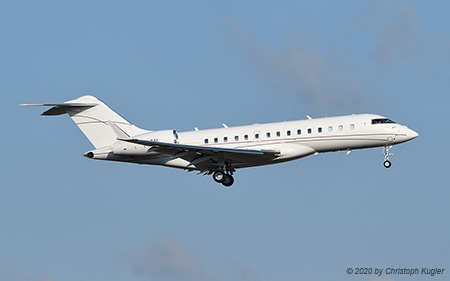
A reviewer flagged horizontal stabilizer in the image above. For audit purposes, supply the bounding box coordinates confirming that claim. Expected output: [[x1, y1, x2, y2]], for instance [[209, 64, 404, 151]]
[[20, 102, 98, 116], [20, 103, 98, 107]]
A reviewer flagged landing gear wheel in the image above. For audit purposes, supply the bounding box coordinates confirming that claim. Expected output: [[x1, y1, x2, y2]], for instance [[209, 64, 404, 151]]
[[382, 146, 394, 169], [213, 171, 225, 183], [222, 174, 234, 187]]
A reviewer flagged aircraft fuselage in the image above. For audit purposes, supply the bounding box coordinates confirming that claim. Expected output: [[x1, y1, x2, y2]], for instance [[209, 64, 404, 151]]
[[89, 113, 418, 170]]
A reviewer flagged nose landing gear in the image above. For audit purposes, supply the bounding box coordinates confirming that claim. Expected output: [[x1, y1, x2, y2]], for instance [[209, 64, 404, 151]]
[[383, 145, 393, 168]]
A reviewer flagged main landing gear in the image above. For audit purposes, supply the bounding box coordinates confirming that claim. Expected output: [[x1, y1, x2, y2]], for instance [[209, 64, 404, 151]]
[[383, 145, 393, 168], [213, 170, 234, 187]]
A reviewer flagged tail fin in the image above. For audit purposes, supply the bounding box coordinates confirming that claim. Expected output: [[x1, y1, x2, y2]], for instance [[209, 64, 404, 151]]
[[22, 95, 148, 148]]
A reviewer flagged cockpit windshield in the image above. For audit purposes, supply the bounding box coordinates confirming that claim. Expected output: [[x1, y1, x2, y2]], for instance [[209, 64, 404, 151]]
[[372, 118, 396, 124]]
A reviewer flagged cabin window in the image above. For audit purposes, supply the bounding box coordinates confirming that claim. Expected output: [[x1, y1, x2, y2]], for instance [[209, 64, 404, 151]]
[[214, 137, 218, 143], [276, 131, 281, 137], [235, 135, 239, 141], [350, 124, 355, 130], [244, 134, 248, 140], [338, 125, 343, 131], [308, 128, 312, 134], [255, 133, 260, 139], [328, 126, 333, 132], [224, 136, 228, 142], [318, 127, 322, 133], [297, 129, 301, 135], [266, 132, 271, 138], [287, 130, 291, 136], [204, 139, 209, 144]]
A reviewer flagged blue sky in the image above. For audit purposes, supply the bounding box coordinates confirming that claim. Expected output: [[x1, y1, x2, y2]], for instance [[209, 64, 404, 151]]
[[1, 1, 449, 281]]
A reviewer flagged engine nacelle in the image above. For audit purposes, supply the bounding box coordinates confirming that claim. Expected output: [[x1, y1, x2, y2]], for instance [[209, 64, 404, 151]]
[[112, 141, 149, 155], [133, 130, 179, 144]]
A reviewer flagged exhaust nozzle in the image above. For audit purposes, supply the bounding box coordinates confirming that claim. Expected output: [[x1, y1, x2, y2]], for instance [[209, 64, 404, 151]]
[[83, 152, 94, 158]]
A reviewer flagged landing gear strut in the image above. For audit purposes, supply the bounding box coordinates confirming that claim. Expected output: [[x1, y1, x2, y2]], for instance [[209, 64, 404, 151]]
[[383, 145, 393, 168], [212, 163, 235, 187]]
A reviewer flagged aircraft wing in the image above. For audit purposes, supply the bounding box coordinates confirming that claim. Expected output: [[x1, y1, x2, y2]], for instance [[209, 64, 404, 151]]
[[118, 138, 280, 159]]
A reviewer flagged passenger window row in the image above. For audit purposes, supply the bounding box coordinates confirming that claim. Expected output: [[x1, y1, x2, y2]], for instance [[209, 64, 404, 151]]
[[204, 124, 355, 144]]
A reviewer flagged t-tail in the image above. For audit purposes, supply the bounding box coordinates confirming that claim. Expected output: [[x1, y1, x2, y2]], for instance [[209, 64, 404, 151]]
[[21, 95, 148, 148]]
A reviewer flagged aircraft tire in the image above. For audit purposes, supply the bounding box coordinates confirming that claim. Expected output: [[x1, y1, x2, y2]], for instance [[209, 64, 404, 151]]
[[213, 171, 225, 183], [222, 174, 234, 187], [384, 160, 392, 168]]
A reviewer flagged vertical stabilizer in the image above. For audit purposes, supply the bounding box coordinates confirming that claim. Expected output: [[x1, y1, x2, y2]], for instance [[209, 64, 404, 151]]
[[23, 95, 148, 148]]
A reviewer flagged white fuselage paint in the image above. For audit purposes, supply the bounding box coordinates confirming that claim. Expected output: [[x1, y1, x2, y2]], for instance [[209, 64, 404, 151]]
[[90, 114, 418, 170]]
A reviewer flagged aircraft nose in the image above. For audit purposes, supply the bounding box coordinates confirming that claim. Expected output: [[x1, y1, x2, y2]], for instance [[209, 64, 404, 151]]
[[408, 128, 419, 140]]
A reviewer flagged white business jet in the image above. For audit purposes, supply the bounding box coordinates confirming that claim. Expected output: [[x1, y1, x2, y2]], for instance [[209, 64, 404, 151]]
[[22, 95, 418, 187]]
